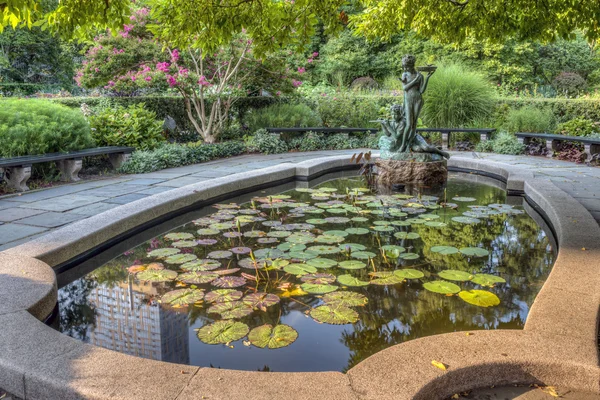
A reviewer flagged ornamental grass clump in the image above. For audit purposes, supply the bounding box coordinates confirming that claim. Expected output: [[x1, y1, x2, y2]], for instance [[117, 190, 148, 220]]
[[245, 103, 322, 131], [422, 63, 495, 128]]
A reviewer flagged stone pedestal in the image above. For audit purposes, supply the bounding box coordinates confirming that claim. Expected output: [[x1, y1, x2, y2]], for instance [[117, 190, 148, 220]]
[[376, 159, 447, 187]]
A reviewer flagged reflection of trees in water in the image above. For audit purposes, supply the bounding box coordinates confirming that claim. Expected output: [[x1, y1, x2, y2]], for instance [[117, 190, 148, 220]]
[[58, 278, 97, 340]]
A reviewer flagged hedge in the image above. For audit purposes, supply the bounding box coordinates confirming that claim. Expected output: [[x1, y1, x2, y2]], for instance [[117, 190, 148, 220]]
[[496, 97, 600, 124]]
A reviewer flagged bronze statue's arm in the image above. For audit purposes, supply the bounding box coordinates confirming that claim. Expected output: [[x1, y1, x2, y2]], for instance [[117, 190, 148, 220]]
[[420, 71, 434, 94], [402, 76, 421, 91]]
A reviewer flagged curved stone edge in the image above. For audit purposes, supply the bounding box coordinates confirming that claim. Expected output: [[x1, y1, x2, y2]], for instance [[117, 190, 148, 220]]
[[0, 154, 597, 399]]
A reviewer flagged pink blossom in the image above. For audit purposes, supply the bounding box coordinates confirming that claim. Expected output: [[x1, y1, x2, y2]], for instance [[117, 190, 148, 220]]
[[307, 58, 313, 63], [276, 91, 282, 96], [156, 62, 170, 72], [144, 76, 152, 82], [166, 74, 177, 87], [197, 75, 211, 87], [292, 79, 302, 88], [297, 67, 306, 74], [312, 52, 319, 57], [131, 76, 136, 82], [171, 49, 180, 63]]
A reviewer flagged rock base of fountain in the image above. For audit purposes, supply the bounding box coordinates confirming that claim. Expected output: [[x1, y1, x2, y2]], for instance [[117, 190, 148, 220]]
[[376, 158, 448, 187]]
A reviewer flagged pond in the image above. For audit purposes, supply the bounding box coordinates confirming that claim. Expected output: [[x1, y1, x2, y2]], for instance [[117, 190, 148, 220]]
[[57, 174, 555, 372]]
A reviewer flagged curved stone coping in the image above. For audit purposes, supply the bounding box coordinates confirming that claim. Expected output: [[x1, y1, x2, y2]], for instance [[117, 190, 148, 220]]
[[0, 155, 598, 399]]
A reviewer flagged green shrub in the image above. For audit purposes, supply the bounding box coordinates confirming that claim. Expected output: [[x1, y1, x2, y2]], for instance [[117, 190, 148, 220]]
[[555, 117, 599, 137], [0, 99, 94, 157], [245, 129, 288, 154], [475, 132, 524, 155], [246, 103, 322, 131], [422, 63, 496, 128], [313, 94, 395, 127], [89, 103, 165, 150], [504, 106, 555, 133], [553, 72, 587, 97]]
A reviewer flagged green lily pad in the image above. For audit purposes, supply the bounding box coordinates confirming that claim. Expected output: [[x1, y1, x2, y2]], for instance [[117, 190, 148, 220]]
[[164, 232, 194, 241], [458, 290, 500, 307], [471, 274, 506, 287], [212, 276, 247, 288], [171, 240, 198, 248], [423, 280, 461, 294], [178, 271, 219, 284], [370, 271, 404, 285], [337, 274, 370, 287], [268, 231, 291, 238], [307, 245, 341, 255], [197, 320, 249, 344], [204, 289, 243, 303], [324, 230, 349, 237], [390, 220, 410, 227], [394, 232, 420, 240], [306, 218, 327, 225], [284, 263, 318, 276], [248, 324, 298, 349], [301, 273, 336, 284], [339, 243, 367, 252], [181, 259, 221, 272], [210, 222, 235, 230], [286, 234, 316, 244], [399, 252, 419, 260], [197, 228, 220, 235], [394, 269, 425, 279], [345, 228, 370, 235], [351, 217, 370, 222], [277, 243, 307, 252], [372, 226, 394, 232], [418, 214, 440, 220], [322, 291, 368, 307], [438, 270, 474, 281], [243, 292, 280, 311], [425, 221, 447, 228], [208, 300, 254, 319], [452, 216, 481, 224], [147, 248, 180, 258], [289, 251, 318, 260], [136, 269, 178, 282], [165, 254, 198, 264], [459, 247, 490, 257], [306, 258, 338, 269], [161, 289, 204, 306], [315, 235, 345, 244], [351, 251, 377, 260], [453, 196, 476, 202], [310, 305, 358, 325], [431, 246, 459, 255], [253, 248, 285, 259], [208, 250, 233, 259], [339, 260, 367, 270], [300, 283, 338, 294]]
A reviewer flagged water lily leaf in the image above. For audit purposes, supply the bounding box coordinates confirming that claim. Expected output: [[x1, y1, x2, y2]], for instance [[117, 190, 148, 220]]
[[337, 274, 370, 287], [425, 221, 447, 228], [171, 240, 199, 248], [301, 273, 336, 284], [178, 271, 219, 284], [438, 270, 474, 281], [284, 263, 318, 276], [372, 225, 395, 233], [351, 251, 377, 260], [262, 220, 282, 227], [268, 231, 291, 238], [181, 259, 221, 272], [310, 305, 358, 325], [212, 276, 247, 288], [128, 265, 146, 274], [381, 245, 406, 253], [165, 253, 198, 264], [394, 232, 420, 240], [300, 283, 338, 294], [248, 324, 298, 349], [322, 292, 368, 307], [253, 248, 285, 259], [315, 235, 345, 244], [286, 235, 316, 244], [306, 218, 327, 225], [289, 251, 319, 260], [277, 243, 306, 252], [339, 260, 367, 270], [197, 228, 220, 235], [243, 292, 280, 311], [471, 274, 506, 287], [345, 228, 370, 235], [136, 269, 178, 282], [214, 268, 240, 276], [223, 232, 243, 239], [453, 196, 476, 202], [373, 220, 391, 226], [339, 243, 367, 252], [230, 247, 252, 254], [197, 320, 249, 344], [204, 289, 243, 303], [452, 216, 481, 224], [243, 230, 266, 238], [208, 250, 233, 259], [419, 214, 440, 220], [324, 217, 351, 224], [165, 232, 194, 241], [307, 245, 341, 255], [306, 258, 338, 269], [458, 290, 500, 307], [459, 247, 490, 257], [431, 246, 459, 255], [394, 269, 425, 279], [161, 289, 204, 306], [405, 218, 425, 224], [399, 253, 419, 260], [208, 300, 254, 319], [351, 217, 370, 222], [147, 248, 180, 258], [423, 280, 461, 294], [370, 271, 404, 285], [326, 208, 347, 214], [197, 239, 218, 245], [324, 230, 350, 237], [210, 222, 235, 230]]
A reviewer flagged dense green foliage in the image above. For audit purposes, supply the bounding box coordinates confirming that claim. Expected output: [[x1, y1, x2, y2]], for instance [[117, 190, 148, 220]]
[[504, 106, 556, 133], [0, 98, 93, 157], [88, 103, 164, 151], [555, 118, 599, 137], [475, 132, 525, 155], [246, 103, 322, 132], [245, 129, 288, 155], [422, 64, 495, 128]]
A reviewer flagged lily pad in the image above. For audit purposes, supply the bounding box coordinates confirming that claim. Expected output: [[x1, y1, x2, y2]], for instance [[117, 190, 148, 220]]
[[243, 292, 280, 311], [431, 246, 459, 255], [208, 301, 254, 319], [471, 274, 506, 287], [284, 263, 318, 275], [258, 237, 279, 244], [244, 230, 266, 238], [424, 221, 447, 228], [458, 290, 500, 307], [381, 245, 406, 253], [268, 231, 292, 238], [289, 251, 318, 260], [204, 289, 243, 303], [370, 271, 404, 285], [345, 228, 370, 235], [178, 271, 219, 284], [230, 247, 252, 255], [180, 259, 221, 272], [307, 245, 341, 255], [208, 250, 233, 259], [394, 232, 420, 240], [306, 258, 338, 269], [300, 283, 338, 294], [351, 251, 377, 260], [315, 235, 345, 244], [248, 324, 298, 349], [171, 240, 198, 248], [423, 280, 461, 294], [286, 234, 315, 244], [165, 232, 194, 241], [394, 269, 425, 279], [254, 248, 285, 259], [338, 243, 367, 252], [453, 196, 476, 202], [165, 254, 198, 264], [351, 217, 370, 222], [310, 305, 358, 325], [136, 269, 178, 282], [212, 276, 247, 288], [197, 239, 218, 246], [452, 216, 481, 224], [197, 320, 249, 345], [324, 217, 351, 224], [277, 243, 306, 252], [399, 252, 419, 260], [337, 274, 370, 287], [301, 273, 336, 284], [161, 289, 204, 306], [322, 292, 368, 307], [438, 270, 474, 281], [197, 228, 220, 235], [339, 260, 367, 270], [147, 248, 180, 258], [459, 247, 490, 257]]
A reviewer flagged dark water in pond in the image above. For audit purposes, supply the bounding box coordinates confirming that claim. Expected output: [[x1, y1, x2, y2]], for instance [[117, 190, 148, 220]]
[[58, 175, 555, 372]]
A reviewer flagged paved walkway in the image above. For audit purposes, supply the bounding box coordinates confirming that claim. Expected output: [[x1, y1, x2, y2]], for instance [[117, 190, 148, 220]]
[[0, 150, 598, 251]]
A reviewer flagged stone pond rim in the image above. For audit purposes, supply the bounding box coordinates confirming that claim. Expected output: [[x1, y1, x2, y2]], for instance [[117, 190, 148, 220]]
[[0, 154, 598, 399]]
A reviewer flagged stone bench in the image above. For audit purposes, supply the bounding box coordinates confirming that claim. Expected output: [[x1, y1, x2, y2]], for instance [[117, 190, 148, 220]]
[[417, 128, 496, 150], [265, 127, 379, 139], [515, 132, 600, 161], [0, 146, 134, 192]]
